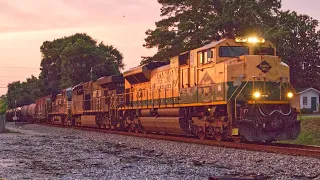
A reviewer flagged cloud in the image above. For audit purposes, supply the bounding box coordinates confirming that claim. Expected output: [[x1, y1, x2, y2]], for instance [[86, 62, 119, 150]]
[[0, 0, 161, 95]]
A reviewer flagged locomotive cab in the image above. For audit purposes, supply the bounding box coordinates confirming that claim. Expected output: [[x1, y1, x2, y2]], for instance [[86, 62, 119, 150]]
[[215, 37, 299, 142], [177, 37, 300, 142]]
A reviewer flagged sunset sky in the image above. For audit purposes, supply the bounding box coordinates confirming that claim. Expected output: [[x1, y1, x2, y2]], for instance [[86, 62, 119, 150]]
[[0, 0, 319, 95]]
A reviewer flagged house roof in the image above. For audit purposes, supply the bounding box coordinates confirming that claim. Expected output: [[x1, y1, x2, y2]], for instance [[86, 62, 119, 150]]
[[296, 87, 320, 94]]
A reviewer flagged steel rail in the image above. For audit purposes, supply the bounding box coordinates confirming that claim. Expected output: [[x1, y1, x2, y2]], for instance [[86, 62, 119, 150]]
[[41, 124, 320, 158]]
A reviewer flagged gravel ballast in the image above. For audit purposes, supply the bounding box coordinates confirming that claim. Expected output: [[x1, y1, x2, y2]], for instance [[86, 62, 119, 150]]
[[0, 123, 319, 180]]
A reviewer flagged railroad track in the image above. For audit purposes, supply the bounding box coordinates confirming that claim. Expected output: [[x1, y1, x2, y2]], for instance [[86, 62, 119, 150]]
[[40, 123, 320, 158]]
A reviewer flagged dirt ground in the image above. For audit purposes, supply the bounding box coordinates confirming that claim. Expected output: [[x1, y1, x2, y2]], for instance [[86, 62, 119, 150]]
[[1, 123, 319, 180]]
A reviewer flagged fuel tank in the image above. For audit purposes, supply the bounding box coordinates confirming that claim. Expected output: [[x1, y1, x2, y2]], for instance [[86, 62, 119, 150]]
[[141, 108, 183, 117], [157, 108, 182, 117], [80, 115, 98, 128], [139, 116, 189, 135]]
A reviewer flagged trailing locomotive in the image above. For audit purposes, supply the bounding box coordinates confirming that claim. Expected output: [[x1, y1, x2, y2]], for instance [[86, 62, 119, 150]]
[[6, 37, 300, 142]]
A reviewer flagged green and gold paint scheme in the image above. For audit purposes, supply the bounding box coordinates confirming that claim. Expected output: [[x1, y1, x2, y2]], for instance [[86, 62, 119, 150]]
[[123, 38, 294, 108], [122, 37, 299, 142]]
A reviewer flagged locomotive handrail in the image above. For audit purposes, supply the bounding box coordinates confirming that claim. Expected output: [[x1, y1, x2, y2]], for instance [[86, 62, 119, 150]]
[[232, 76, 295, 120], [228, 81, 247, 101], [233, 77, 253, 120], [233, 76, 274, 120]]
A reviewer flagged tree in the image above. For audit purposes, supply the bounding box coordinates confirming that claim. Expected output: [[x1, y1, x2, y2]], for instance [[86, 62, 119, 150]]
[[0, 95, 7, 114], [39, 33, 124, 94], [6, 76, 42, 109], [143, 0, 281, 64], [143, 0, 320, 89], [60, 39, 120, 88], [271, 11, 320, 90]]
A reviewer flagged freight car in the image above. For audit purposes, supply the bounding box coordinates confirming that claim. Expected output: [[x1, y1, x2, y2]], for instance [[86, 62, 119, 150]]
[[35, 95, 52, 123], [21, 104, 36, 123], [5, 107, 22, 122], [17, 37, 300, 143], [5, 105, 36, 123]]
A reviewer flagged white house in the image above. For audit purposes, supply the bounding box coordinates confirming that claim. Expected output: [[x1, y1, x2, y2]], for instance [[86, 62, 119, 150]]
[[291, 88, 320, 112]]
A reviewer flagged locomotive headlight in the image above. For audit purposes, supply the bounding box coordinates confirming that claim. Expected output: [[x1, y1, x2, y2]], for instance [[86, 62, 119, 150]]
[[287, 92, 293, 98], [248, 37, 265, 43], [235, 37, 265, 43], [235, 37, 247, 43], [253, 91, 261, 99]]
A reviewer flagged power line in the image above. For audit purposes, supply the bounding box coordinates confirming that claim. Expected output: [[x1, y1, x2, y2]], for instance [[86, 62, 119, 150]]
[[0, 76, 30, 78], [1, 66, 39, 70], [0, 69, 38, 72]]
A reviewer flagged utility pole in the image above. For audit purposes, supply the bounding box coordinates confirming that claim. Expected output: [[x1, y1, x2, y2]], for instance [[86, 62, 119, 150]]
[[13, 100, 17, 124], [90, 67, 93, 81], [14, 100, 16, 117]]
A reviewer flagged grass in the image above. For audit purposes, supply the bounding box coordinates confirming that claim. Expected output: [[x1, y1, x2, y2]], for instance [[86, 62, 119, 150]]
[[1, 128, 20, 134], [280, 114, 320, 146], [298, 114, 320, 121]]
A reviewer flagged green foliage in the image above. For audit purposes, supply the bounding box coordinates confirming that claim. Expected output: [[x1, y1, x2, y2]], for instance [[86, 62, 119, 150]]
[[0, 95, 8, 114], [40, 33, 124, 94], [280, 117, 320, 146], [143, 0, 320, 90], [6, 76, 42, 109], [270, 11, 320, 90], [5, 33, 124, 109], [143, 0, 281, 64]]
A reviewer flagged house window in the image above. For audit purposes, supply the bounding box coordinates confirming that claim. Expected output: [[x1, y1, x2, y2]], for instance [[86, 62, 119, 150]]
[[303, 97, 308, 105]]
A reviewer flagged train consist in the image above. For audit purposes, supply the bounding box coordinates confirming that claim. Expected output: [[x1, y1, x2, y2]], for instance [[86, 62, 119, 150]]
[[6, 37, 301, 142]]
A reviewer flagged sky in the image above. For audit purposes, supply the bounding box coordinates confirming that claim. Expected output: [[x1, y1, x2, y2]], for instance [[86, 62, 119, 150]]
[[0, 0, 319, 95]]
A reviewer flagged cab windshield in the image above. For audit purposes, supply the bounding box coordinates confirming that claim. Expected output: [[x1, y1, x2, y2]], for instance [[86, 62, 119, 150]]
[[219, 46, 249, 57], [254, 47, 275, 56]]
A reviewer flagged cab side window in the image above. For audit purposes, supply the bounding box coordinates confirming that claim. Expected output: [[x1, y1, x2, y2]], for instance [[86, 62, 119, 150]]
[[199, 49, 214, 65]]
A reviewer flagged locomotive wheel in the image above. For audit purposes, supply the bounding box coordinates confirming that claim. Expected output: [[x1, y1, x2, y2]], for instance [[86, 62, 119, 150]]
[[214, 133, 223, 141], [128, 125, 134, 132], [134, 127, 139, 133], [232, 136, 242, 143], [198, 132, 206, 140], [105, 119, 111, 129]]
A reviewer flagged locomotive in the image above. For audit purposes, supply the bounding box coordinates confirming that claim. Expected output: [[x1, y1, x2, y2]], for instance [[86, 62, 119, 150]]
[[6, 37, 300, 142]]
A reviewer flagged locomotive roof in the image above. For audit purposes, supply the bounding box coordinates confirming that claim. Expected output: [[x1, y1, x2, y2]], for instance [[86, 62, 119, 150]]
[[73, 82, 83, 90], [195, 38, 274, 52], [124, 61, 168, 77], [196, 39, 226, 52], [97, 75, 124, 85]]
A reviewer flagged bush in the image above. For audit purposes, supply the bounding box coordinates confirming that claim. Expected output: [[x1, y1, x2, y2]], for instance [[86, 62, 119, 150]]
[[300, 108, 313, 114]]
